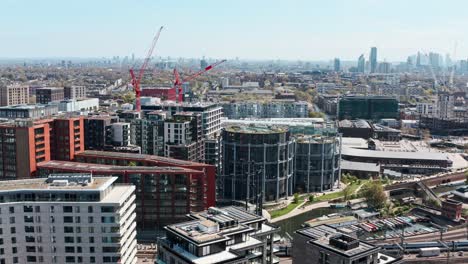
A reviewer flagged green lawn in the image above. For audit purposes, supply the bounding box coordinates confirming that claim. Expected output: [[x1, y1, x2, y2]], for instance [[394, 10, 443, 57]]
[[307, 180, 367, 205], [268, 180, 368, 219], [269, 197, 304, 219]]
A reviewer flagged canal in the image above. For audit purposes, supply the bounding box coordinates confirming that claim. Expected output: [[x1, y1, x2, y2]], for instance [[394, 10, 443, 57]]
[[275, 207, 344, 236]]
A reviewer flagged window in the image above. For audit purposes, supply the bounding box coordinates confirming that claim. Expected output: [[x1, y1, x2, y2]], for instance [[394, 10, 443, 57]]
[[26, 256, 36, 262], [88, 206, 93, 213], [89, 237, 94, 243], [23, 206, 33, 213], [9, 207, 14, 214], [63, 216, 73, 223], [202, 246, 210, 256], [64, 227, 73, 233], [63, 206, 72, 213], [64, 237, 74, 243], [25, 226, 34, 233], [10, 227, 15, 234], [65, 247, 74, 253], [9, 217, 15, 224], [88, 217, 93, 224], [90, 247, 95, 253], [65, 256, 75, 263], [88, 227, 94, 233], [25, 236, 35, 243], [101, 206, 115, 213], [90, 257, 95, 263], [26, 246, 36, 253]]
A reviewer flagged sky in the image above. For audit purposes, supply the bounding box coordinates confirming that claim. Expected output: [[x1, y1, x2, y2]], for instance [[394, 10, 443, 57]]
[[1, 0, 468, 61]]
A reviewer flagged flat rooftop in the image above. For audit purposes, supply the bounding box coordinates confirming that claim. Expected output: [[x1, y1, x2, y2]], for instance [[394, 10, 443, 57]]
[[38, 160, 202, 174], [77, 150, 210, 167], [194, 206, 263, 224], [0, 175, 114, 192], [342, 146, 451, 162], [341, 160, 380, 173], [297, 225, 379, 257], [224, 124, 288, 134], [0, 104, 56, 110]]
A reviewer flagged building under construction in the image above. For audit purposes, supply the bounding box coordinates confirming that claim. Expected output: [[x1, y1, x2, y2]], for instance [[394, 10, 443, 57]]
[[419, 116, 468, 136]]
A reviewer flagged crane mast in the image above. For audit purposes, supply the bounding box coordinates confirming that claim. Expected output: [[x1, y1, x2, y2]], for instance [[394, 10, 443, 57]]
[[129, 26, 163, 112]]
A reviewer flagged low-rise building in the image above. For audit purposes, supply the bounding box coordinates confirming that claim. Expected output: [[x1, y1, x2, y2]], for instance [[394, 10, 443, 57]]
[[0, 84, 29, 106], [0, 104, 58, 119], [293, 225, 402, 264], [441, 199, 463, 221], [158, 206, 280, 264], [36, 87, 64, 104], [64, 85, 87, 99], [58, 98, 99, 112]]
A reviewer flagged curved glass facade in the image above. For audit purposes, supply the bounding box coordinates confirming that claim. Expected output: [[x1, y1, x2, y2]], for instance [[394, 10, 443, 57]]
[[294, 136, 341, 192], [221, 126, 294, 202]]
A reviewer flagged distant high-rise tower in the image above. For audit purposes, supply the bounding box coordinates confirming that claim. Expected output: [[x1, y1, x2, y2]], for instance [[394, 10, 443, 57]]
[[357, 54, 365, 73], [200, 57, 208, 70], [131, 53, 135, 62], [370, 47, 377, 73], [416, 52, 421, 67], [333, 58, 341, 72]]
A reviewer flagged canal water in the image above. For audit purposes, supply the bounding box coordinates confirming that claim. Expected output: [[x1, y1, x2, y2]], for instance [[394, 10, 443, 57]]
[[275, 207, 342, 236]]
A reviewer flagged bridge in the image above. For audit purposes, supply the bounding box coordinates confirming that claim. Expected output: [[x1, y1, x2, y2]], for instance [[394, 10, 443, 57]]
[[385, 171, 467, 192]]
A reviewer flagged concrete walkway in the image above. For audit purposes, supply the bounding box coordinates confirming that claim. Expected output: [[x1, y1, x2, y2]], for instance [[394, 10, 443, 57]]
[[271, 200, 329, 223], [270, 182, 365, 223]]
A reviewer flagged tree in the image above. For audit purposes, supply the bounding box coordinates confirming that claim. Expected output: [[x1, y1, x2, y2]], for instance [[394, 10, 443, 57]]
[[309, 111, 325, 118], [121, 92, 135, 104], [342, 186, 352, 202], [359, 181, 387, 209], [128, 161, 137, 166], [293, 193, 300, 204], [309, 194, 315, 202]]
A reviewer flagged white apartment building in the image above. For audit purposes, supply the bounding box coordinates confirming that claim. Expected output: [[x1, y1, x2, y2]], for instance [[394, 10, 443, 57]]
[[58, 98, 99, 112], [111, 122, 131, 147], [0, 174, 137, 264], [164, 121, 190, 145]]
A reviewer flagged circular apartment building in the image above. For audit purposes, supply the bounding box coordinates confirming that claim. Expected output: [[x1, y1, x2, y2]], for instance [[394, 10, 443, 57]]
[[221, 125, 295, 202], [294, 135, 341, 192]]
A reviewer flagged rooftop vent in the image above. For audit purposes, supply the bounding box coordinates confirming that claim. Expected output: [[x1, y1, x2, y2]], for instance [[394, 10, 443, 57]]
[[50, 180, 69, 187], [329, 234, 360, 251]]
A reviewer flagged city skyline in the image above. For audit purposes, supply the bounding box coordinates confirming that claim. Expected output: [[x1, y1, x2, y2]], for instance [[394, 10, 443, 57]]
[[1, 0, 468, 61]]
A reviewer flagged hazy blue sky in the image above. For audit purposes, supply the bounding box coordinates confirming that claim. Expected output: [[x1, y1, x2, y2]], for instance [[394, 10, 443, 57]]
[[1, 0, 468, 61]]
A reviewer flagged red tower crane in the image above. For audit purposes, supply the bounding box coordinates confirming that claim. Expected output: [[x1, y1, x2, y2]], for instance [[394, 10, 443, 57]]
[[129, 26, 164, 112], [173, 59, 226, 102]]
